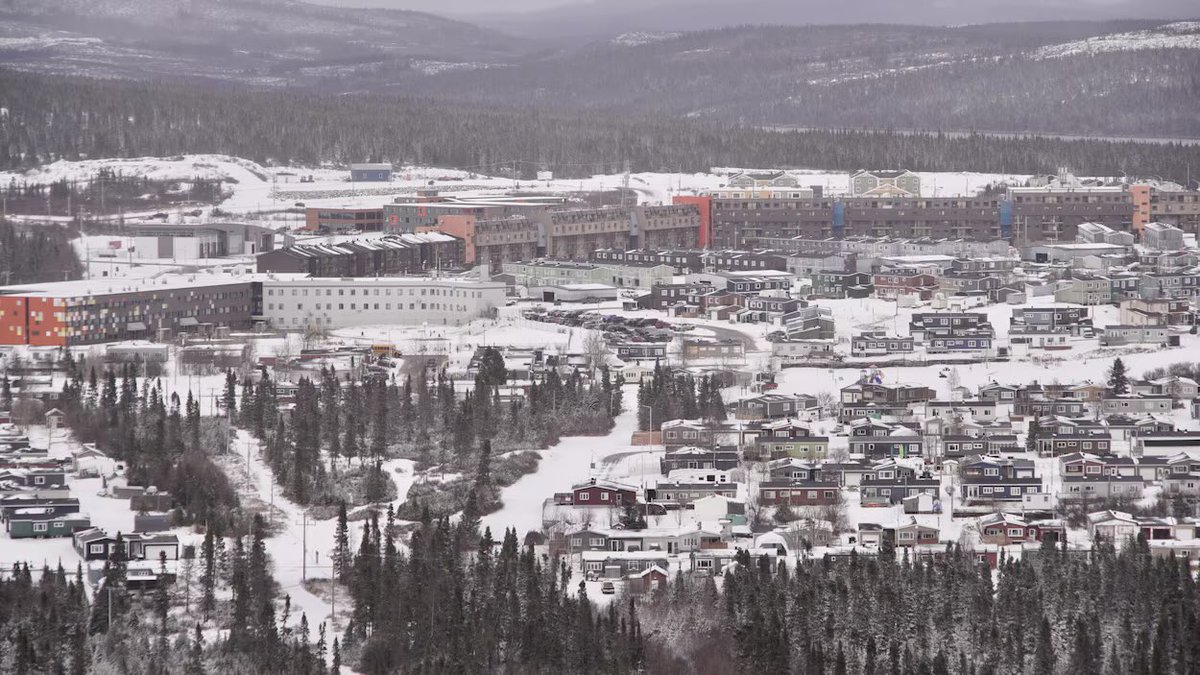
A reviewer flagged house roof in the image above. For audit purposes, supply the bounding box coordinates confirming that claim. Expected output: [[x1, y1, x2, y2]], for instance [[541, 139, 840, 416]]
[[978, 512, 1027, 528]]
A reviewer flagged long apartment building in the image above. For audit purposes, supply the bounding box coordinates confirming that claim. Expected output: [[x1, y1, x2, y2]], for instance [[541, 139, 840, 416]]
[[0, 276, 256, 346], [683, 181, 1200, 249], [0, 273, 509, 346], [258, 276, 506, 330], [379, 194, 701, 268]]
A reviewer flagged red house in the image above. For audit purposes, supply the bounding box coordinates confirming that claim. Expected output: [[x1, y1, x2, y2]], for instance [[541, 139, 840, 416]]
[[977, 513, 1034, 545], [629, 565, 670, 595], [555, 478, 638, 507]]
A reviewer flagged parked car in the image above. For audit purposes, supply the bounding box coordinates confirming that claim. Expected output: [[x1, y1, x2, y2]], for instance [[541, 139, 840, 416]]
[[601, 581, 616, 595]]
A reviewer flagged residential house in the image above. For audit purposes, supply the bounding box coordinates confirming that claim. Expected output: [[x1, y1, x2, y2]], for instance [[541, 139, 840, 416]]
[[851, 331, 915, 358], [960, 456, 1042, 503], [73, 528, 120, 561], [895, 520, 940, 547], [1061, 474, 1146, 500], [849, 421, 924, 459], [1101, 395, 1173, 416], [659, 446, 740, 474], [1099, 325, 1170, 347], [729, 394, 818, 420], [1039, 433, 1113, 456], [758, 480, 841, 507], [554, 479, 638, 507], [811, 271, 874, 299], [751, 419, 829, 460], [1087, 510, 1141, 544], [860, 466, 939, 506], [978, 513, 1037, 546], [7, 511, 90, 539], [581, 551, 671, 578], [647, 482, 738, 508]]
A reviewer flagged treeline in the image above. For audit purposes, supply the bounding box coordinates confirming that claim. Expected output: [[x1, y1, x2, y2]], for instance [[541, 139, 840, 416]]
[[2, 69, 1198, 183], [1, 169, 227, 218], [636, 366, 726, 432], [650, 538, 1199, 674], [0, 220, 82, 285], [57, 358, 244, 533], [0, 564, 90, 674], [339, 511, 644, 674]]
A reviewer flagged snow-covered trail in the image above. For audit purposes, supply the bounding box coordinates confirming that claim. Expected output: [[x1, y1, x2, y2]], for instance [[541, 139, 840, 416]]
[[480, 385, 640, 538], [229, 430, 416, 633]]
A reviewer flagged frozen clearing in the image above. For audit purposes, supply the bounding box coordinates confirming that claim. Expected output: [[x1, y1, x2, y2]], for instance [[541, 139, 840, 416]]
[[480, 385, 640, 538]]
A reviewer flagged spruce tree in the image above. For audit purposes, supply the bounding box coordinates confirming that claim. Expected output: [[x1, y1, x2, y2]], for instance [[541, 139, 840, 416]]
[[1108, 358, 1129, 395]]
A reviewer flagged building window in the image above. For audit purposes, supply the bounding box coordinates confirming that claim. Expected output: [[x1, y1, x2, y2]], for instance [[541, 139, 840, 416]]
[[34, 522, 48, 533]]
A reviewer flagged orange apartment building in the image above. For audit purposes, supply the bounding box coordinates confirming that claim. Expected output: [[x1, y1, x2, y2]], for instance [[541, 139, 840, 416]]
[[0, 278, 256, 346]]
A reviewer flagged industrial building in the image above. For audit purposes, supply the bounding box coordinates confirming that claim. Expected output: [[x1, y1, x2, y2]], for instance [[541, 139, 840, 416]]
[[122, 223, 281, 260]]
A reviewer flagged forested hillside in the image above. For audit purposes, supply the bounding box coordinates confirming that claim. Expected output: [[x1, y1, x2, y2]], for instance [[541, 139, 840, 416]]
[[2, 70, 1197, 184], [0, 0, 530, 88], [0, 220, 82, 285], [405, 22, 1200, 138]]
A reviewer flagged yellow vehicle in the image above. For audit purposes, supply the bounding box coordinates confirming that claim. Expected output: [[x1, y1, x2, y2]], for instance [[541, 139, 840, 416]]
[[371, 343, 399, 358]]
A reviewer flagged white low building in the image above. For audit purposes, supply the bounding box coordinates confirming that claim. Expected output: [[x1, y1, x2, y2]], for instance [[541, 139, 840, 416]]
[[259, 275, 506, 330]]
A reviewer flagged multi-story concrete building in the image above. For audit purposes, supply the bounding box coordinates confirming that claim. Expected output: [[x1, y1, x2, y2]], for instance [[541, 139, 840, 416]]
[[258, 276, 505, 330], [473, 217, 540, 269], [0, 276, 255, 346], [1008, 185, 1133, 243]]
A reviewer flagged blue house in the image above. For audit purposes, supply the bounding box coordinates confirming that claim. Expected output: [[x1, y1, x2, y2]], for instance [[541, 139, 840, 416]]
[[350, 163, 393, 182]]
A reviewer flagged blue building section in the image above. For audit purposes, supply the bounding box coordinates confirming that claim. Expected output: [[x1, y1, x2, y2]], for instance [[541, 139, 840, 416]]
[[350, 164, 393, 182], [999, 199, 1014, 238], [832, 201, 845, 237]]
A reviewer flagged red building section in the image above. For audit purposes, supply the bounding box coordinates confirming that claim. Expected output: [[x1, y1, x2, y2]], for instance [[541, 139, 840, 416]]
[[673, 195, 712, 248], [0, 295, 68, 346]]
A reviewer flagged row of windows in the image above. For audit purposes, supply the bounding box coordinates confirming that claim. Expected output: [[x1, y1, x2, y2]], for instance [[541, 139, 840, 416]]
[[266, 302, 469, 312], [266, 287, 482, 299]]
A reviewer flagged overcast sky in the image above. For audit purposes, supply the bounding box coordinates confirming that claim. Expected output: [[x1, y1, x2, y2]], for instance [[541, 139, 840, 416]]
[[306, 0, 1182, 20], [309, 0, 574, 12]]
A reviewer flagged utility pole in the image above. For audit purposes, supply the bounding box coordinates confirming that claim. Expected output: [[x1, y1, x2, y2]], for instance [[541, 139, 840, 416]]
[[302, 511, 308, 581], [330, 574, 336, 629]]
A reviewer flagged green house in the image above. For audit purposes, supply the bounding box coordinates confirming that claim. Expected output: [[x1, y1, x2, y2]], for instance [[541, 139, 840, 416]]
[[9, 515, 91, 539]]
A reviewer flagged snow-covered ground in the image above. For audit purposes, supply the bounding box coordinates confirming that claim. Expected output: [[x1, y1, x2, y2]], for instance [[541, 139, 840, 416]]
[[480, 385, 640, 537], [1036, 21, 1200, 58]]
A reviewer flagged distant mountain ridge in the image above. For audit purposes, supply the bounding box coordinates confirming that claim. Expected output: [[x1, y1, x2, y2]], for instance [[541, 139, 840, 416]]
[[0, 0, 533, 88], [397, 21, 1200, 138], [462, 0, 1200, 43]]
